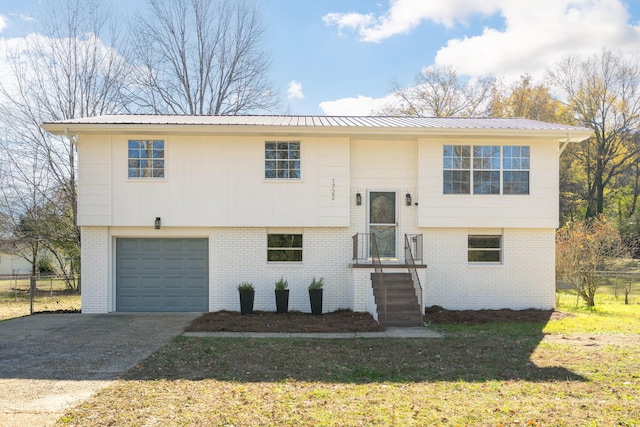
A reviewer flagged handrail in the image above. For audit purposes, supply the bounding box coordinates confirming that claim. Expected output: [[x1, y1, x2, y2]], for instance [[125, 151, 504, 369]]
[[370, 234, 387, 323], [404, 234, 423, 313], [352, 232, 387, 322]]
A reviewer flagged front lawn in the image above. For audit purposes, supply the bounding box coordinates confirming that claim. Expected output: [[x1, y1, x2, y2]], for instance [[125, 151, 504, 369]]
[[57, 294, 640, 427]]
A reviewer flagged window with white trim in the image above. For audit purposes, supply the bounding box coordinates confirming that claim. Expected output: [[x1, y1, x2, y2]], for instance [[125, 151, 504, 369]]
[[267, 234, 303, 262], [443, 145, 530, 195], [265, 141, 301, 179], [468, 235, 502, 263], [128, 140, 165, 178]]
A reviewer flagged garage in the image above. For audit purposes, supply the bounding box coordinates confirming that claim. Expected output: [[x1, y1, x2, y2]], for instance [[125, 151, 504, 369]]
[[116, 238, 208, 312]]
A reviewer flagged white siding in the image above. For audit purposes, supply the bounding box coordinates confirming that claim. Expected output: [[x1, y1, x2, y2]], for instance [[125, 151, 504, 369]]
[[77, 134, 350, 227], [77, 136, 112, 226], [418, 137, 560, 228]]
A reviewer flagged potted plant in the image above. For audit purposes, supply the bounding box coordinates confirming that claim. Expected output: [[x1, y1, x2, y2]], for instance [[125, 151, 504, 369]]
[[308, 277, 323, 315], [274, 277, 289, 314], [238, 282, 255, 315]]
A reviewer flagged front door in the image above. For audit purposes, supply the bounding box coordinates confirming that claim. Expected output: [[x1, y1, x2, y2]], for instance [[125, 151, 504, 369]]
[[368, 191, 397, 259]]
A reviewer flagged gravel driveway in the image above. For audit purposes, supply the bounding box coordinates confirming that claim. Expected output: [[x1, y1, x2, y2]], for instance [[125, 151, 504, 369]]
[[0, 312, 201, 427]]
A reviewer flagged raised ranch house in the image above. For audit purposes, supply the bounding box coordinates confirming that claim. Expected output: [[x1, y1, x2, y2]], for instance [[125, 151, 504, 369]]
[[42, 115, 591, 326]]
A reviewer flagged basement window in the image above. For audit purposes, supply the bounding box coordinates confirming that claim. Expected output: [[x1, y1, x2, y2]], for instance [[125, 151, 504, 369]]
[[468, 235, 502, 263], [267, 234, 303, 262]]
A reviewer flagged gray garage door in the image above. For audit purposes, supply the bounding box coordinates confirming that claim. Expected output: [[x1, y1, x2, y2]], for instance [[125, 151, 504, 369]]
[[116, 238, 208, 312]]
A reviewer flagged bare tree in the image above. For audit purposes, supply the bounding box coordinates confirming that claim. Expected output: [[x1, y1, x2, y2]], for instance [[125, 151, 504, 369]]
[[378, 65, 495, 117], [548, 49, 640, 217], [0, 0, 133, 288], [130, 0, 278, 115]]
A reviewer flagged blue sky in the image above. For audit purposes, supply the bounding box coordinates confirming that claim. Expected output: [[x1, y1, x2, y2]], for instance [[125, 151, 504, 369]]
[[2, 0, 640, 115]]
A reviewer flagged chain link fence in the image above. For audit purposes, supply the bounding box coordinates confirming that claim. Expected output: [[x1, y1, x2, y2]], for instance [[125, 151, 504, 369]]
[[556, 270, 640, 305], [0, 274, 81, 321]]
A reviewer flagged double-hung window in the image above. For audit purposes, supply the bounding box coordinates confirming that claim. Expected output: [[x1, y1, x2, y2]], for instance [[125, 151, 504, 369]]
[[265, 141, 301, 179], [443, 145, 529, 195], [503, 146, 530, 195], [128, 140, 165, 179], [267, 234, 303, 262]]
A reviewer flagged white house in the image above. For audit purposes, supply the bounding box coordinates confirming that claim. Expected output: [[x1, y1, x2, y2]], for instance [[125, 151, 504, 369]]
[[0, 242, 33, 276], [41, 115, 591, 324]]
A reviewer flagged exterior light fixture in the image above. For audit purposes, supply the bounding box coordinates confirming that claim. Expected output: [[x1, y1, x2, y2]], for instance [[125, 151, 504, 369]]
[[356, 192, 362, 205], [154, 217, 161, 229], [406, 193, 412, 206]]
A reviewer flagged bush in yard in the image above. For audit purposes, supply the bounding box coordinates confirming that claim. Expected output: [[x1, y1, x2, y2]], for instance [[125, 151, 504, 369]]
[[556, 215, 628, 306]]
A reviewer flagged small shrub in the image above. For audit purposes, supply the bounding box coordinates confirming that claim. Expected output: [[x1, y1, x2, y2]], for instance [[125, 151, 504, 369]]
[[275, 277, 288, 290], [237, 282, 254, 291], [309, 277, 324, 290]]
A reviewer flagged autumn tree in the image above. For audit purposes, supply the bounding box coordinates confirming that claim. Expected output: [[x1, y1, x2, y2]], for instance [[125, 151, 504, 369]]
[[556, 216, 628, 307], [490, 74, 571, 123], [548, 49, 640, 218], [378, 65, 495, 117], [130, 0, 278, 115]]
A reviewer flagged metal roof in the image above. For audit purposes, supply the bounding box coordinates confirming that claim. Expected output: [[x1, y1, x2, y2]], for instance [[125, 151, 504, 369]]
[[43, 114, 590, 132]]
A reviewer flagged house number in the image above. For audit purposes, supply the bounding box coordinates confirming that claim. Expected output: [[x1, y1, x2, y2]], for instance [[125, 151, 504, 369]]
[[332, 178, 335, 200]]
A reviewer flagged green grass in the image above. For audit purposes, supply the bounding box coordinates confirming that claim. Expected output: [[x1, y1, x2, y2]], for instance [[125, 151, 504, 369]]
[[56, 296, 640, 427]]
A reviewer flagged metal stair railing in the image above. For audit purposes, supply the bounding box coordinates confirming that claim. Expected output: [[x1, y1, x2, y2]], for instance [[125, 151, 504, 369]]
[[352, 232, 387, 322], [404, 234, 424, 314]]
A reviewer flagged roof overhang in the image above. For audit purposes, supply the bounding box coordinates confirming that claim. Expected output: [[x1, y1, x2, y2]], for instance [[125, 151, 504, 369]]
[[41, 115, 594, 143]]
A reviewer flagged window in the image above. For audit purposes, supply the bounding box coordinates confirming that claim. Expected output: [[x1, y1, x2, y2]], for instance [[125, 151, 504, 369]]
[[128, 140, 165, 178], [443, 145, 470, 194], [267, 234, 303, 262], [443, 145, 529, 195], [265, 141, 300, 179], [468, 235, 502, 263], [503, 146, 530, 195]]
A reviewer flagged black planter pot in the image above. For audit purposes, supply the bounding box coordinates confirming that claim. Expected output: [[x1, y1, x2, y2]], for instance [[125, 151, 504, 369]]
[[275, 289, 289, 314], [239, 289, 255, 315], [309, 288, 323, 315]]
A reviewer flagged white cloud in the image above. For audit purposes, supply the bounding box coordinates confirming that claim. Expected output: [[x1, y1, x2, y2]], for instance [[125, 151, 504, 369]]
[[319, 94, 398, 116], [320, 0, 640, 113], [323, 0, 503, 43], [0, 15, 7, 33], [434, 0, 640, 80], [287, 80, 304, 100]]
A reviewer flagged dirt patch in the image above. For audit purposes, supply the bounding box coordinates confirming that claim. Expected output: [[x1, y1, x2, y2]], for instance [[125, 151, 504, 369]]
[[186, 307, 569, 332], [424, 305, 572, 324]]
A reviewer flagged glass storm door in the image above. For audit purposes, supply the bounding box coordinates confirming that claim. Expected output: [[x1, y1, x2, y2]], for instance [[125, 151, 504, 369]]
[[368, 191, 397, 259]]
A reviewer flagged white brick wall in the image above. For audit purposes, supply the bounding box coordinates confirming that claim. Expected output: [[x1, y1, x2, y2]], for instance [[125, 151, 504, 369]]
[[423, 228, 555, 310], [80, 226, 110, 313], [80, 224, 555, 314], [209, 227, 352, 313]]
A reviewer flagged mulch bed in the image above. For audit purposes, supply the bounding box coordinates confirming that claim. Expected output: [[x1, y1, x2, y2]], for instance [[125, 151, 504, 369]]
[[186, 307, 571, 333], [424, 305, 572, 324], [186, 310, 386, 333]]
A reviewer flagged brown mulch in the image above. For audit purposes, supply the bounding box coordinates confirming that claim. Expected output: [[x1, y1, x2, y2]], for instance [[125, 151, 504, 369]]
[[186, 307, 572, 333], [424, 305, 572, 325], [186, 310, 386, 333]]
